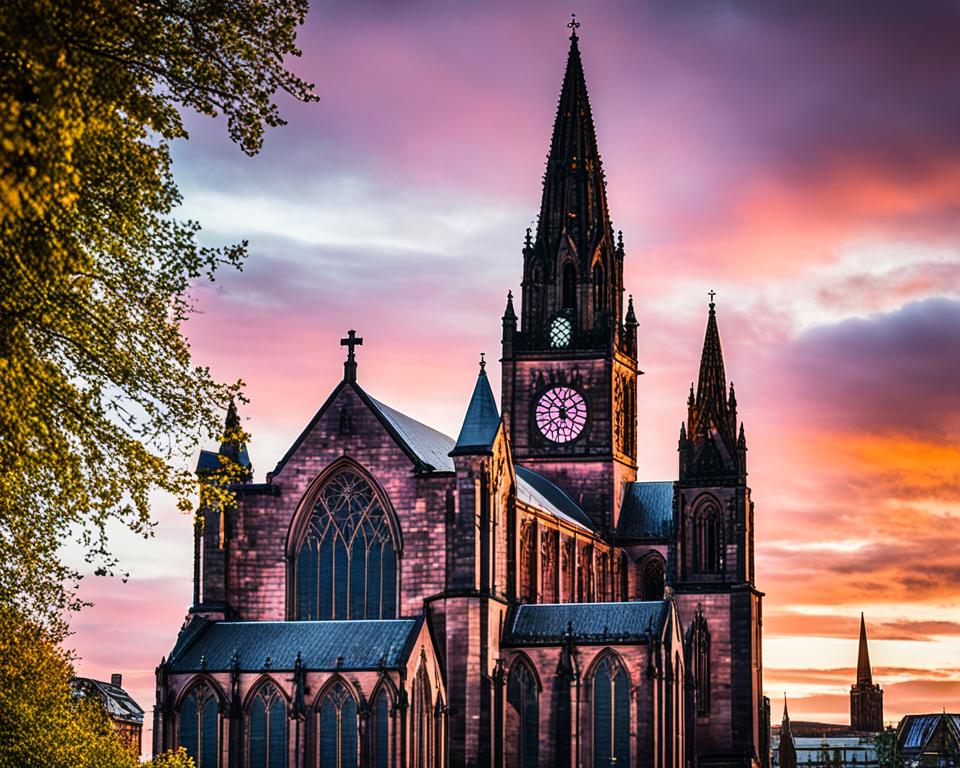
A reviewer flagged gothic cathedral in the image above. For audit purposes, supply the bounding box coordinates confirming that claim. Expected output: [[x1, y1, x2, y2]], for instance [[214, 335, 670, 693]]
[[154, 24, 770, 768]]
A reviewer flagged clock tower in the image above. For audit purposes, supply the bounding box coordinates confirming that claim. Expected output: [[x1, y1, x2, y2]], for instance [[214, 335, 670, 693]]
[[500, 22, 639, 534]]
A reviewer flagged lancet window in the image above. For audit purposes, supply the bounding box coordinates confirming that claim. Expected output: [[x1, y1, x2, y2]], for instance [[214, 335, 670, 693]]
[[592, 656, 631, 768], [247, 681, 287, 768], [507, 661, 539, 768], [178, 681, 220, 768], [317, 682, 358, 768]]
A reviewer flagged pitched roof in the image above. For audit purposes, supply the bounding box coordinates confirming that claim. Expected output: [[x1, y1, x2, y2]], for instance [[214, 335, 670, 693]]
[[366, 395, 456, 472], [504, 601, 669, 646], [617, 481, 674, 539], [898, 714, 960, 752], [71, 677, 144, 724], [515, 465, 596, 532], [451, 365, 501, 456], [167, 619, 422, 673]]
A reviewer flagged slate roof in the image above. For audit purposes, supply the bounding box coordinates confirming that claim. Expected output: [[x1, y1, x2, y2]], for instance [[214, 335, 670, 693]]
[[166, 619, 422, 672], [367, 395, 456, 472], [515, 466, 597, 532], [451, 368, 501, 456], [504, 601, 669, 646], [898, 714, 960, 751], [617, 481, 674, 539], [71, 677, 144, 724], [196, 449, 221, 473]]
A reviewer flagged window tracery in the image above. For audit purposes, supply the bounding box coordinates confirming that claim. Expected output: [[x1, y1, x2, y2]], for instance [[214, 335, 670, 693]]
[[247, 681, 286, 768], [592, 656, 630, 767], [178, 681, 220, 768], [317, 682, 358, 768], [294, 469, 397, 620], [507, 661, 539, 768]]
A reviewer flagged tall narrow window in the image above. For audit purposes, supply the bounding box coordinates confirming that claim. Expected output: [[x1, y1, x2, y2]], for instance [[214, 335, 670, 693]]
[[178, 682, 219, 768], [562, 539, 575, 603], [693, 502, 722, 574], [507, 662, 539, 768], [519, 521, 536, 602], [592, 656, 631, 768], [318, 682, 358, 768], [370, 689, 391, 768], [562, 263, 577, 310], [541, 530, 557, 603], [593, 262, 605, 312], [641, 557, 665, 602], [248, 682, 287, 768], [693, 613, 711, 715], [411, 664, 434, 768], [295, 469, 397, 620]]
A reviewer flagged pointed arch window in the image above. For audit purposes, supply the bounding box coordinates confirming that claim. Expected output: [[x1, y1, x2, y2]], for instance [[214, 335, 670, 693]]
[[519, 521, 536, 602], [178, 682, 220, 768], [593, 262, 605, 312], [692, 613, 711, 715], [370, 688, 392, 768], [317, 682, 358, 768], [411, 664, 435, 768], [248, 682, 287, 768], [295, 469, 398, 620], [507, 661, 539, 768], [693, 501, 722, 574], [562, 263, 577, 310], [641, 556, 665, 602], [592, 656, 631, 768], [541, 529, 557, 603]]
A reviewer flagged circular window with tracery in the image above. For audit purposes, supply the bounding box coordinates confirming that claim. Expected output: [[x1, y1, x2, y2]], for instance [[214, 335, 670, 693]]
[[535, 386, 588, 443], [549, 315, 572, 348]]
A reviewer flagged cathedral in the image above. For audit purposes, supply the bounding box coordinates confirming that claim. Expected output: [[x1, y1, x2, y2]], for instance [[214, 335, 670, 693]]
[[154, 23, 771, 768]]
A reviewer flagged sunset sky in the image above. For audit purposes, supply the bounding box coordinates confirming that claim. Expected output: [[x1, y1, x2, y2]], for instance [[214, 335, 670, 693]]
[[64, 0, 960, 749]]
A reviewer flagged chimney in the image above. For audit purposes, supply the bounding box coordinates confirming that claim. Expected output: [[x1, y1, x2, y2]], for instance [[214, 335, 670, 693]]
[[111, 673, 122, 688]]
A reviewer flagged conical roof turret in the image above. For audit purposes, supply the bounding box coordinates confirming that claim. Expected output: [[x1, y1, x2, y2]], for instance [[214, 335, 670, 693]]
[[451, 356, 501, 456]]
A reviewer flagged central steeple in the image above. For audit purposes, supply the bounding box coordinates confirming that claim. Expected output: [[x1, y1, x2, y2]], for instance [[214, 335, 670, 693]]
[[518, 18, 625, 350], [534, 21, 614, 273]]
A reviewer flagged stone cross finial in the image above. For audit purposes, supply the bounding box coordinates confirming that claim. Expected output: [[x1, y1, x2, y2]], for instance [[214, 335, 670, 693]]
[[340, 329, 363, 382], [568, 12, 580, 39]]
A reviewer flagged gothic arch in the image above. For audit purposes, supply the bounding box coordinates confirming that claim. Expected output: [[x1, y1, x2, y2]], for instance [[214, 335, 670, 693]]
[[506, 655, 540, 768], [585, 650, 632, 768], [243, 677, 288, 768], [410, 658, 437, 768], [592, 261, 605, 312], [690, 494, 724, 575], [176, 676, 225, 768], [368, 676, 398, 768], [640, 553, 666, 602], [506, 652, 544, 693], [287, 458, 402, 621], [313, 675, 361, 768]]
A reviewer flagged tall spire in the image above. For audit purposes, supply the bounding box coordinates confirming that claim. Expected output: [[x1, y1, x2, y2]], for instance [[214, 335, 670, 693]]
[[680, 295, 743, 482], [857, 613, 873, 684], [534, 18, 615, 274], [694, 294, 728, 426]]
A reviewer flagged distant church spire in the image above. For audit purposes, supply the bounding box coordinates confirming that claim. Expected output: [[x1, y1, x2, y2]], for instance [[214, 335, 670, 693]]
[[851, 613, 884, 732], [779, 695, 798, 768], [857, 612, 873, 684], [451, 355, 501, 456]]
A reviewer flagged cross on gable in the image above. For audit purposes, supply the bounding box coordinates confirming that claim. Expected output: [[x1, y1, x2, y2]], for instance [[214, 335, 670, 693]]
[[340, 330, 363, 361], [340, 330, 363, 382]]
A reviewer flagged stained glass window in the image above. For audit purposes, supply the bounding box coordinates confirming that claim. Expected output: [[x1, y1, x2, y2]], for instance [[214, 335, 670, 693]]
[[592, 656, 631, 767], [248, 681, 287, 768], [641, 557, 665, 602], [318, 682, 358, 768], [507, 661, 539, 768], [178, 682, 219, 768], [295, 469, 397, 620], [535, 387, 587, 443], [693, 502, 722, 574]]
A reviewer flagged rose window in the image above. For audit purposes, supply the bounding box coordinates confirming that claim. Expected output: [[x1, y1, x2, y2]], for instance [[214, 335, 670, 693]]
[[535, 386, 587, 443]]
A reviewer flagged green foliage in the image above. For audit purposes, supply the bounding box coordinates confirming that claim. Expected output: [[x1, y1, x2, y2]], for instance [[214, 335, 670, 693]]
[[0, 604, 139, 768], [0, 0, 315, 636], [876, 727, 903, 768], [151, 747, 196, 768]]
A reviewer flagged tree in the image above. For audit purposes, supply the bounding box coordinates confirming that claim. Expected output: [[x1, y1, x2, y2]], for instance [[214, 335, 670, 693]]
[[0, 0, 316, 636], [0, 603, 139, 768]]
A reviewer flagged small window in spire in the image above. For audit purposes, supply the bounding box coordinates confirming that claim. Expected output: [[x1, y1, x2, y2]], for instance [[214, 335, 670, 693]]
[[562, 263, 577, 310], [593, 263, 605, 312]]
